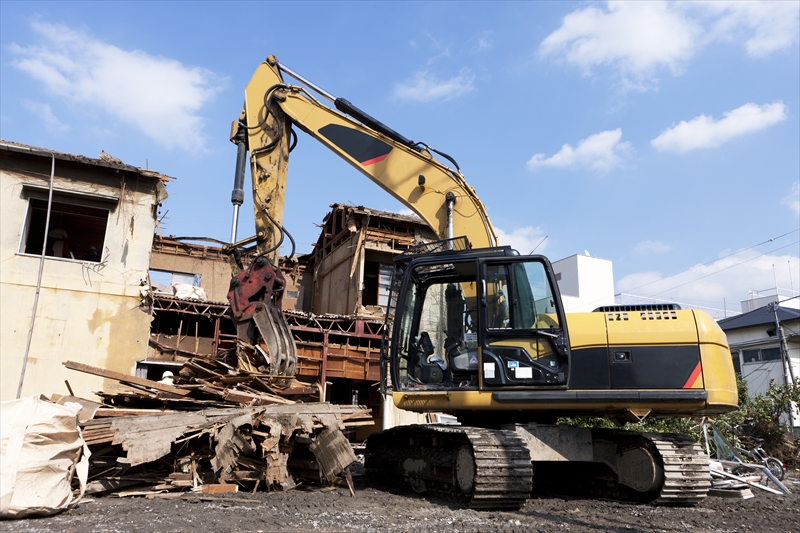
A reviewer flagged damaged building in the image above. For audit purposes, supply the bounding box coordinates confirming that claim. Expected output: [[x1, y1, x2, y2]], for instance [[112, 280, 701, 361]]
[[143, 204, 435, 436], [0, 141, 170, 401]]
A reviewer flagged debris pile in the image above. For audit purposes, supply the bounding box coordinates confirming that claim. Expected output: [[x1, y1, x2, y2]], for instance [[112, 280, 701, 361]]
[[58, 356, 372, 499], [703, 422, 792, 499]]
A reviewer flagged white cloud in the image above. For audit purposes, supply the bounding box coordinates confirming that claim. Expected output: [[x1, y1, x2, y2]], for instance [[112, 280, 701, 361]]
[[782, 182, 800, 215], [495, 226, 548, 255], [539, 2, 700, 89], [526, 129, 632, 173], [22, 99, 69, 134], [471, 31, 494, 53], [617, 248, 800, 316], [9, 21, 221, 151], [651, 101, 786, 153], [634, 240, 671, 255], [540, 1, 799, 89], [702, 1, 800, 57], [392, 68, 475, 103]]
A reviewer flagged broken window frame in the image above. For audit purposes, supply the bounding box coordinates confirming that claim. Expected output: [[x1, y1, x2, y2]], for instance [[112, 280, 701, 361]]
[[18, 188, 114, 263]]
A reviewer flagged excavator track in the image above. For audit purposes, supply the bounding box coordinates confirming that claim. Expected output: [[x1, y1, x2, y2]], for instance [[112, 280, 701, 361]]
[[365, 425, 532, 510], [521, 426, 711, 507], [648, 434, 711, 506]]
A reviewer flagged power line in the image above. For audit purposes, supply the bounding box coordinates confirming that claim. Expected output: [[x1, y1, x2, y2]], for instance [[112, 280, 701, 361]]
[[646, 240, 799, 298], [622, 229, 800, 295]]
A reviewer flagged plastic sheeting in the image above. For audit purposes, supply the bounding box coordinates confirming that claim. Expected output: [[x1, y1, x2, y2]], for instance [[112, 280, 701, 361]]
[[173, 283, 207, 300], [0, 396, 89, 519]]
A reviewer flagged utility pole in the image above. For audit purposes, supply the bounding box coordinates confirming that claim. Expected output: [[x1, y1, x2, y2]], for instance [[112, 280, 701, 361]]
[[767, 302, 796, 385]]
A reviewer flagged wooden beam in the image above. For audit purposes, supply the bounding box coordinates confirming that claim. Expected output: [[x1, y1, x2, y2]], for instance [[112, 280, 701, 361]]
[[63, 361, 191, 396]]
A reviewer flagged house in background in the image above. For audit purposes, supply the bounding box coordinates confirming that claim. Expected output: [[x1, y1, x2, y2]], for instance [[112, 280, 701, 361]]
[[0, 140, 170, 401], [718, 304, 799, 431]]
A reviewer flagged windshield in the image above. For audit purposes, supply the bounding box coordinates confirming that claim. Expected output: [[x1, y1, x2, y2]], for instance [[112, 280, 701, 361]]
[[486, 261, 559, 330]]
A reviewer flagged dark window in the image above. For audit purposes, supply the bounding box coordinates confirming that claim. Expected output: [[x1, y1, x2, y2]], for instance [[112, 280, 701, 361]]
[[362, 261, 392, 309], [741, 347, 783, 364], [20, 198, 109, 262], [732, 353, 741, 375], [742, 349, 760, 363]]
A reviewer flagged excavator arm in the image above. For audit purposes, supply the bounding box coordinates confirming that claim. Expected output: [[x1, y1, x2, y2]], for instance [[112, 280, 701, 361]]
[[225, 55, 497, 377], [229, 55, 497, 264]]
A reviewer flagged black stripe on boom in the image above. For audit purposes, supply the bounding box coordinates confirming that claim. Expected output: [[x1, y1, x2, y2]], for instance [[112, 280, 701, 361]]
[[319, 124, 392, 164]]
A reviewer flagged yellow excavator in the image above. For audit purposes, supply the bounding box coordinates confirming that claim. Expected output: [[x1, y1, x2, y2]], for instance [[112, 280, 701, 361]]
[[224, 55, 739, 509]]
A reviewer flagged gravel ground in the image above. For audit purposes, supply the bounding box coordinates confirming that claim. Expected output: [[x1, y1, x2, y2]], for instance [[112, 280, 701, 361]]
[[6, 471, 799, 533]]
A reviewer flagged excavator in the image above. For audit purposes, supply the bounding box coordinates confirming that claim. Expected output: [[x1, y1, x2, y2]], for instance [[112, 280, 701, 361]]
[[223, 55, 739, 509]]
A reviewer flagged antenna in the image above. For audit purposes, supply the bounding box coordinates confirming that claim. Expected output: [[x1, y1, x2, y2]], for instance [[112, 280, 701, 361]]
[[772, 263, 778, 291]]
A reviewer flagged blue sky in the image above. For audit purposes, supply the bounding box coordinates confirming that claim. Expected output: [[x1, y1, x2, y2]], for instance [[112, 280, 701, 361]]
[[2, 1, 798, 316]]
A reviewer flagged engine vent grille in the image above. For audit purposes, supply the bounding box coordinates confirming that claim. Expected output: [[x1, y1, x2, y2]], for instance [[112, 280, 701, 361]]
[[593, 304, 682, 313]]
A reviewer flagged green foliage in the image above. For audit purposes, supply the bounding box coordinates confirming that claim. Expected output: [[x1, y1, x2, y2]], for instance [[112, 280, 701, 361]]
[[743, 377, 800, 442], [557, 376, 799, 448]]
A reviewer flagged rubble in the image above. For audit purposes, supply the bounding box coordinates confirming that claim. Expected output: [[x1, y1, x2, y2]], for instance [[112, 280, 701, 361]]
[[52, 351, 371, 504]]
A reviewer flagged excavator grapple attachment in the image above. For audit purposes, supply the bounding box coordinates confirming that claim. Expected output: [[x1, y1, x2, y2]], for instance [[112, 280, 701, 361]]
[[227, 255, 297, 376]]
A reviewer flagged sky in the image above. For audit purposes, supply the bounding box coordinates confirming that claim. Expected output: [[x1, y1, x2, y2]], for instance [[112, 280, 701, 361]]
[[1, 1, 798, 317]]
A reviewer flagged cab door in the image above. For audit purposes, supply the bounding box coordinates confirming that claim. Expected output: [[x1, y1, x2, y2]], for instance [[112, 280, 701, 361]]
[[478, 256, 570, 388]]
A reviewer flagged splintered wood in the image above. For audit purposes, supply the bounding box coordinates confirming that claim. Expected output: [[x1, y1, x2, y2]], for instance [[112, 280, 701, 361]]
[[63, 356, 371, 498]]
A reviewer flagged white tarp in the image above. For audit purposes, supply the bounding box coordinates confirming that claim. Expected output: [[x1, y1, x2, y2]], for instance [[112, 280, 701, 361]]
[[173, 283, 207, 300], [0, 396, 89, 519]]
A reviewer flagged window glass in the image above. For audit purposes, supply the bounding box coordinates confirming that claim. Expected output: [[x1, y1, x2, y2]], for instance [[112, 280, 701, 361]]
[[742, 349, 760, 363], [20, 198, 108, 262], [486, 265, 510, 329], [761, 347, 782, 361], [517, 261, 559, 328], [394, 262, 477, 387], [486, 261, 559, 330]]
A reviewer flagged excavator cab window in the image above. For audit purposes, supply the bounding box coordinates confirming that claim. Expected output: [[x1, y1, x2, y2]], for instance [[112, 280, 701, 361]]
[[391, 254, 569, 391], [480, 258, 569, 388], [393, 260, 479, 390]]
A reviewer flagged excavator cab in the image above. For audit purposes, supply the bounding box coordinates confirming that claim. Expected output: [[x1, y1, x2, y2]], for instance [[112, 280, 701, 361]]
[[390, 245, 570, 392]]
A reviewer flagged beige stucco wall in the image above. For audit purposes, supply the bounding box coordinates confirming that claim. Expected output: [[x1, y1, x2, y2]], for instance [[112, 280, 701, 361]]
[[1, 149, 165, 401]]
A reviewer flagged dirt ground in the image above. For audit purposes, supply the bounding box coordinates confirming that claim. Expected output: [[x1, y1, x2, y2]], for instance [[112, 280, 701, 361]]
[[6, 471, 799, 533]]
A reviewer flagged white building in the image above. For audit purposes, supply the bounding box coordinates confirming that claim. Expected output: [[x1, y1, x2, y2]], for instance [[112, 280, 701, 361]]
[[552, 253, 616, 313]]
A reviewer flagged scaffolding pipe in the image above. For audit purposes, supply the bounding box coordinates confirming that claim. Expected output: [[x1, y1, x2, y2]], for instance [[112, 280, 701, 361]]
[[8, 145, 57, 398]]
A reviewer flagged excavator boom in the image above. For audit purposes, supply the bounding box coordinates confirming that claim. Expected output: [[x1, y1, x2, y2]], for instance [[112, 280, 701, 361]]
[[231, 55, 497, 264]]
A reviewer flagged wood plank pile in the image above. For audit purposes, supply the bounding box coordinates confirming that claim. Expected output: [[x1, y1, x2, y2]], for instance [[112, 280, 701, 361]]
[[60, 357, 374, 498], [65, 354, 319, 411]]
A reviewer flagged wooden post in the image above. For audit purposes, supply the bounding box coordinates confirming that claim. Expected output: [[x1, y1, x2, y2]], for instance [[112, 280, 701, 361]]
[[176, 319, 183, 362]]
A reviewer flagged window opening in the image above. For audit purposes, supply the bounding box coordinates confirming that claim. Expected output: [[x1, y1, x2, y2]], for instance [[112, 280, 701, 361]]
[[149, 269, 202, 294], [20, 198, 109, 262]]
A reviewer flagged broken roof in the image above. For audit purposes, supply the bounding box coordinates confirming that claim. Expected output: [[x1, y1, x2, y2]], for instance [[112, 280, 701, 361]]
[[718, 305, 800, 331], [0, 139, 174, 182], [323, 203, 424, 225]]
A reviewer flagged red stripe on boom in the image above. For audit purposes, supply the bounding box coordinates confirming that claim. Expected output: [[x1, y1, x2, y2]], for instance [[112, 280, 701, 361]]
[[683, 362, 702, 388], [361, 153, 389, 166]]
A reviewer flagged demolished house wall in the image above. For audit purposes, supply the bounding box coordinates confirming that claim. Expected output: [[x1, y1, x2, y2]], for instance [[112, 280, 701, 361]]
[[149, 236, 233, 303], [0, 142, 169, 401], [310, 204, 436, 316]]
